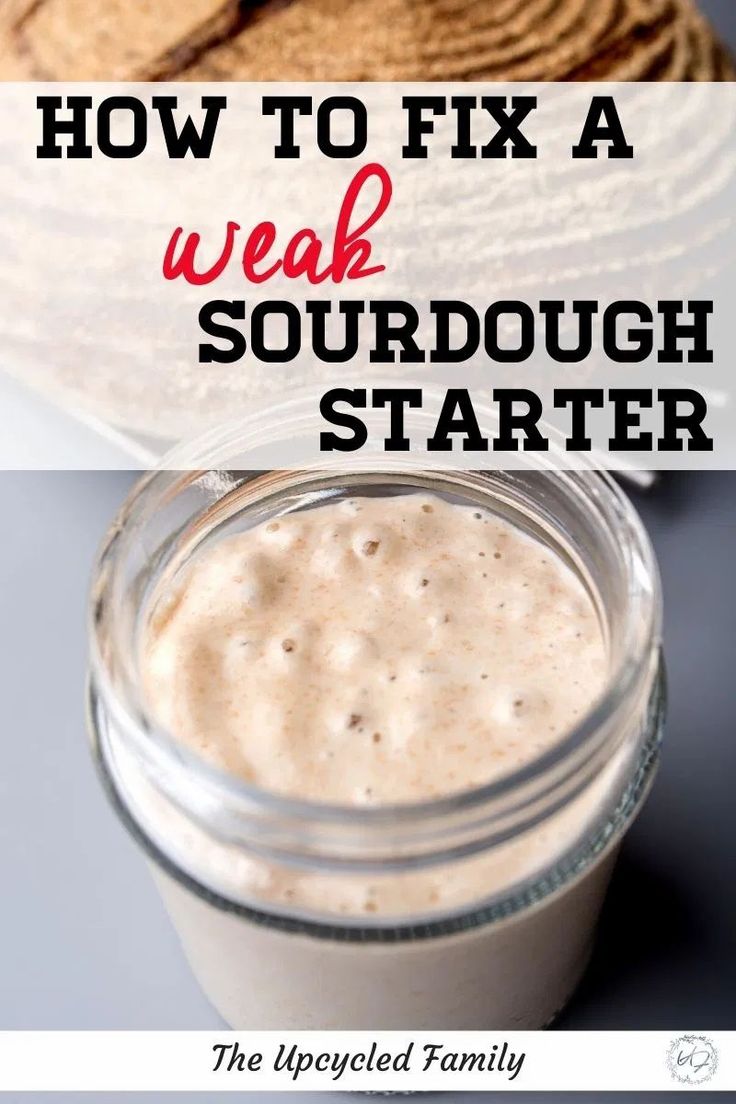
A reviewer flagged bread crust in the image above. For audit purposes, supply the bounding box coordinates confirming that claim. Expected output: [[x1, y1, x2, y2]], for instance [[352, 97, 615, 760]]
[[4, 0, 242, 80], [0, 0, 732, 83]]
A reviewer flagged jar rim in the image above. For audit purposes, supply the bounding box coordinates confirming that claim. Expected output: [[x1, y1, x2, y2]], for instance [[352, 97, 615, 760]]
[[88, 456, 661, 863]]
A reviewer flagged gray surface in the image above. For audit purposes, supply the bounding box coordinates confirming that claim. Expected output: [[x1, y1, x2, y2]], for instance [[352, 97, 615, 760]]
[[1, 472, 735, 1043], [2, 1098, 730, 1104], [0, 469, 733, 1104], [700, 0, 736, 37], [4, 1098, 729, 1104]]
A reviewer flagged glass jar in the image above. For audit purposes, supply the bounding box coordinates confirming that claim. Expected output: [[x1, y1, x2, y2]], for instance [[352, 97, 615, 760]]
[[87, 460, 663, 1030]]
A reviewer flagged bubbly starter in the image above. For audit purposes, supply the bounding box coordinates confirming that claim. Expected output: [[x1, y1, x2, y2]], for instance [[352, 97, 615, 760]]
[[136, 493, 620, 1028]]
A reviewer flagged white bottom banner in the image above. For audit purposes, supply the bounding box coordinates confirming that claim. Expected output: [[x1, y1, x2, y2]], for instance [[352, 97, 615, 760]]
[[0, 1031, 732, 1092]]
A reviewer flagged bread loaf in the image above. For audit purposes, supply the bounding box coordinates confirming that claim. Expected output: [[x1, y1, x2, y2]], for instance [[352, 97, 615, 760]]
[[0, 0, 733, 81], [0, 0, 242, 80]]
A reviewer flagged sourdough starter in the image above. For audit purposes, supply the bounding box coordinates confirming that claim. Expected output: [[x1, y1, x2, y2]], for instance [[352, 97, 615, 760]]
[[134, 493, 625, 1027]]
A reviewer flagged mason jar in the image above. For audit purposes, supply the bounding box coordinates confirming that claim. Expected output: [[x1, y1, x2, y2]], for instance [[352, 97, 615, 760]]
[[87, 460, 663, 1030]]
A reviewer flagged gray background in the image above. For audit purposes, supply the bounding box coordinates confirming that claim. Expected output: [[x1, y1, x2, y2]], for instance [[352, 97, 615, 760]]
[[2, 0, 736, 1097], [1, 471, 735, 1101]]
